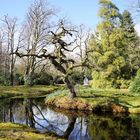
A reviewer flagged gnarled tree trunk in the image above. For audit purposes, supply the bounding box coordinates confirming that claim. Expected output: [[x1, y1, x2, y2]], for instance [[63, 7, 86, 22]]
[[65, 76, 77, 98], [50, 58, 77, 98]]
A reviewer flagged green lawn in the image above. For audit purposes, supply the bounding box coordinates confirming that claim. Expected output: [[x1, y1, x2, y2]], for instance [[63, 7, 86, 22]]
[[0, 85, 59, 99], [46, 86, 140, 114], [0, 85, 140, 113], [0, 123, 63, 140]]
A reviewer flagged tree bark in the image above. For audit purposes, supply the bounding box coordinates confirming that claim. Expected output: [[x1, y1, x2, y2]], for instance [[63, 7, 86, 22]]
[[50, 58, 77, 98], [65, 76, 77, 98], [10, 59, 14, 86]]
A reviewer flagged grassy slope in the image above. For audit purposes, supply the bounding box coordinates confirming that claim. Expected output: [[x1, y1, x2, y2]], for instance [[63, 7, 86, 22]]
[[46, 86, 140, 113], [0, 85, 59, 99], [0, 123, 63, 140]]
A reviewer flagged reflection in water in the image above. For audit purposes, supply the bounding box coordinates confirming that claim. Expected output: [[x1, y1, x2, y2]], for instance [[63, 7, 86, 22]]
[[0, 98, 140, 140]]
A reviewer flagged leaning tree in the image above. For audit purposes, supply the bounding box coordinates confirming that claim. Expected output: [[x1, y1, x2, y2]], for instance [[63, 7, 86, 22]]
[[15, 21, 89, 98]]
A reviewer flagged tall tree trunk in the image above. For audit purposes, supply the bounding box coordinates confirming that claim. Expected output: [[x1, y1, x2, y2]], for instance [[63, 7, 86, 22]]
[[10, 73, 14, 86], [50, 58, 77, 98], [10, 60, 14, 86], [10, 51, 16, 86], [65, 76, 77, 98], [24, 74, 34, 86], [24, 64, 34, 86]]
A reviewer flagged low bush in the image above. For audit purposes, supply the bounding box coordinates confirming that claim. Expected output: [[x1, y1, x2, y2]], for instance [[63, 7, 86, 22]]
[[129, 69, 140, 93], [33, 73, 53, 85]]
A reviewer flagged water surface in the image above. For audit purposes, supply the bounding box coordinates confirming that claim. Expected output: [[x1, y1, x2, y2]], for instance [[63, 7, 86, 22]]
[[0, 98, 140, 140]]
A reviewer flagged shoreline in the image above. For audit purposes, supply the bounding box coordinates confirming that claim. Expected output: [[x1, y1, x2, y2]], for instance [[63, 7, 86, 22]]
[[45, 87, 140, 114]]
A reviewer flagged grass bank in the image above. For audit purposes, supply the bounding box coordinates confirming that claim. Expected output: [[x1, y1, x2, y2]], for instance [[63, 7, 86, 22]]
[[0, 123, 63, 140], [45, 86, 140, 114], [0, 85, 60, 99]]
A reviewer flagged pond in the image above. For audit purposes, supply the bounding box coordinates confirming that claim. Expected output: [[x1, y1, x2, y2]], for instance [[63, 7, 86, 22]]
[[0, 98, 140, 140]]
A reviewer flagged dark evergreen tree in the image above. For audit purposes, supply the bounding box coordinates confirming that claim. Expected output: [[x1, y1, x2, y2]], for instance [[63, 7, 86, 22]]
[[121, 10, 140, 78]]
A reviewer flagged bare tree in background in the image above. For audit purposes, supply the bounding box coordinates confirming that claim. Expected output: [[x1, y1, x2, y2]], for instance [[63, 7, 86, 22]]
[[0, 29, 10, 84], [0, 31, 4, 75], [1, 16, 22, 86], [75, 25, 91, 75], [19, 0, 55, 86]]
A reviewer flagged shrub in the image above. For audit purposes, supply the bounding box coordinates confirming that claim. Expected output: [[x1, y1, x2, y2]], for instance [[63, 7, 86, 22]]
[[71, 70, 92, 85], [90, 71, 112, 88], [129, 69, 140, 93], [53, 76, 64, 84], [33, 73, 53, 85], [71, 71, 84, 85], [90, 71, 131, 89], [14, 73, 24, 85], [0, 74, 10, 86]]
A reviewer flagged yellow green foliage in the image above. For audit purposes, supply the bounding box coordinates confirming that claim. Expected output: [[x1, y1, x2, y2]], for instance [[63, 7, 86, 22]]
[[129, 69, 140, 93], [88, 0, 139, 89]]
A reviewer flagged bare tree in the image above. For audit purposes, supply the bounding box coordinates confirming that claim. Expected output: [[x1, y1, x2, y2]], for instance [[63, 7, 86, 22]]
[[75, 25, 91, 75], [1, 16, 20, 86], [20, 0, 54, 86], [40, 21, 78, 97], [0, 31, 4, 75], [11, 2, 90, 98], [15, 21, 90, 98]]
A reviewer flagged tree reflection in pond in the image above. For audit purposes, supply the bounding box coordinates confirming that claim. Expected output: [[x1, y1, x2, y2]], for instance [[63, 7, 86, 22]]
[[88, 115, 140, 140], [0, 98, 140, 140]]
